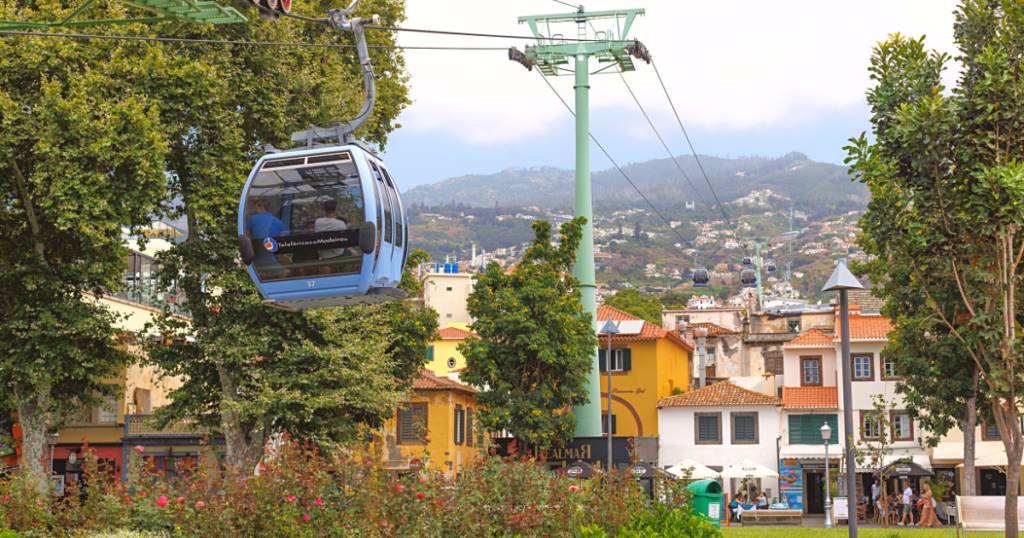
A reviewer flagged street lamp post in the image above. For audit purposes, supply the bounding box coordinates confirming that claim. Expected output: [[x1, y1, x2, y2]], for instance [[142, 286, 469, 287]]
[[823, 258, 864, 538], [695, 327, 709, 389], [47, 432, 59, 490], [599, 315, 620, 477], [822, 423, 834, 529]]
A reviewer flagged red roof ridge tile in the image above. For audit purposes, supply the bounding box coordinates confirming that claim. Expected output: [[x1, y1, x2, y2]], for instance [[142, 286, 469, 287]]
[[412, 368, 478, 395], [781, 386, 839, 409], [658, 381, 780, 408], [783, 328, 834, 348], [437, 327, 478, 340]]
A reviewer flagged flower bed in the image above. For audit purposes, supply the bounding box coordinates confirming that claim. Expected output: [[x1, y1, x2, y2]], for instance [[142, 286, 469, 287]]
[[0, 437, 711, 538]]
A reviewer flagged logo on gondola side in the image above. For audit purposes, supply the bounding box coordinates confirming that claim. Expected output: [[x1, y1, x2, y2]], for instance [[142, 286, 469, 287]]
[[264, 238, 278, 252]]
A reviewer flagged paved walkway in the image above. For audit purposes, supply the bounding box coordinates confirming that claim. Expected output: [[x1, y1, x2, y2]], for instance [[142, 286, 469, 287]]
[[723, 514, 956, 529]]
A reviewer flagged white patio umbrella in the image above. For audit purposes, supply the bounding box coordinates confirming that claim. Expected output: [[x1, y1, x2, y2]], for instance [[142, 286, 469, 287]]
[[665, 459, 720, 480], [720, 459, 779, 479]]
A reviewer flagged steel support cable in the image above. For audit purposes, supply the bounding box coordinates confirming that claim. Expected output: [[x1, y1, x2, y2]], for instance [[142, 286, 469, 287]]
[[649, 57, 747, 252], [0, 29, 505, 49], [534, 69, 690, 247], [550, 0, 582, 9]]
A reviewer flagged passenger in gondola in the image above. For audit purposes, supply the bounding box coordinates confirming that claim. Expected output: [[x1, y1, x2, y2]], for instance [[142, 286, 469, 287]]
[[247, 199, 292, 278], [316, 200, 349, 275], [292, 222, 319, 277]]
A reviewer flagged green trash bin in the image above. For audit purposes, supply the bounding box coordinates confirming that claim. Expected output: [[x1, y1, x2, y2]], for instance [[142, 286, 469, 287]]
[[686, 479, 723, 528]]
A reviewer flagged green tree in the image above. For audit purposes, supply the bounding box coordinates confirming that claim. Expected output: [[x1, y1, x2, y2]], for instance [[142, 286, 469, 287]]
[[846, 5, 1024, 530], [603, 288, 661, 325], [128, 0, 416, 470], [633, 220, 643, 241], [460, 218, 598, 452], [0, 28, 168, 491]]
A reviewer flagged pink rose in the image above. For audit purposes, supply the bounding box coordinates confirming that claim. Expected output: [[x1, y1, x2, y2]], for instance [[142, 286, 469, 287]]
[[286, 495, 297, 502], [419, 478, 427, 483], [134, 445, 144, 452], [417, 493, 425, 500], [568, 485, 580, 492], [302, 515, 311, 521], [157, 496, 168, 508], [177, 497, 185, 504], [196, 501, 205, 508], [365, 460, 373, 466], [314, 499, 324, 506], [396, 485, 405, 491], [140, 491, 147, 497]]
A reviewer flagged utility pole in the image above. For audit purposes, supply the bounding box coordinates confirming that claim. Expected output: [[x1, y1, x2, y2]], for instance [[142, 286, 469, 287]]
[[512, 6, 648, 438]]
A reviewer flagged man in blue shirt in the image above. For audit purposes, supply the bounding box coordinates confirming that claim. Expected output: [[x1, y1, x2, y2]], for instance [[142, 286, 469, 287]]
[[246, 199, 286, 268]]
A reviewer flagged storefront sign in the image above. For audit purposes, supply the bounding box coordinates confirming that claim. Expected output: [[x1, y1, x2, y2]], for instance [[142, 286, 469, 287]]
[[834, 497, 849, 519], [779, 458, 803, 510], [491, 437, 635, 464]]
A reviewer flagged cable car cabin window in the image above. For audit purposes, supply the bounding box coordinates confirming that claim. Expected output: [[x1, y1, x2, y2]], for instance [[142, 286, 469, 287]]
[[370, 162, 393, 244], [380, 166, 403, 248], [243, 153, 365, 283], [370, 169, 383, 267]]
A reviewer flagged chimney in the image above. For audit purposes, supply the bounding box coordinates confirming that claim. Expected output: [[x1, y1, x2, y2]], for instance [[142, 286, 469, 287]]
[[762, 372, 776, 398]]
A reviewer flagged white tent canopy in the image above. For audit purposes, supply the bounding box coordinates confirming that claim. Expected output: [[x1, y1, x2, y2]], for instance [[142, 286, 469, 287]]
[[721, 459, 780, 479], [666, 459, 720, 480]]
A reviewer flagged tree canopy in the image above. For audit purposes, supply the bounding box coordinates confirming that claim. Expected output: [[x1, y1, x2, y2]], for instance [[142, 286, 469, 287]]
[[460, 218, 598, 452], [603, 289, 661, 325], [847, 2, 1024, 528]]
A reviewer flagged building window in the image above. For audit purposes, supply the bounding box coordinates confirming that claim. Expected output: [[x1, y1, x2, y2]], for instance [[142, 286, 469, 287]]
[[765, 354, 785, 375], [467, 408, 474, 447], [695, 412, 722, 445], [802, 357, 821, 386], [788, 414, 838, 445], [882, 356, 899, 379], [447, 357, 457, 369], [398, 403, 427, 445], [99, 396, 118, 424], [454, 406, 466, 445], [891, 413, 913, 441], [427, 346, 434, 362], [599, 348, 632, 372], [731, 412, 758, 444], [860, 411, 881, 440], [983, 423, 1002, 441], [446, 313, 453, 318], [676, 315, 690, 324], [602, 413, 617, 435], [788, 320, 801, 332], [852, 354, 874, 381], [446, 287, 452, 291]]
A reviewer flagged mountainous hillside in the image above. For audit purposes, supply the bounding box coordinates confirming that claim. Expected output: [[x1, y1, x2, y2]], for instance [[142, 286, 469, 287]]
[[404, 152, 868, 219]]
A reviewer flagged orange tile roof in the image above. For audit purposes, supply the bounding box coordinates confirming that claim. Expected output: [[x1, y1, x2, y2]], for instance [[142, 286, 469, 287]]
[[781, 386, 838, 409], [835, 313, 894, 341], [691, 322, 739, 337], [596, 305, 694, 351], [783, 328, 834, 348], [437, 327, 478, 340], [413, 368, 478, 395], [658, 381, 780, 408]]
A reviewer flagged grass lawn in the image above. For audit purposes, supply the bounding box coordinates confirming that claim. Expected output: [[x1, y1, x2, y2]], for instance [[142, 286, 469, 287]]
[[721, 529, 1011, 537]]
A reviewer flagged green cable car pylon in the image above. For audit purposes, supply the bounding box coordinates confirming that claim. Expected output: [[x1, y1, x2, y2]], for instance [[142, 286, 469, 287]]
[[510, 6, 648, 439]]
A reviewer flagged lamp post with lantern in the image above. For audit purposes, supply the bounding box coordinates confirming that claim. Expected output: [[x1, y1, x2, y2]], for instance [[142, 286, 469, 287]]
[[822, 423, 834, 528]]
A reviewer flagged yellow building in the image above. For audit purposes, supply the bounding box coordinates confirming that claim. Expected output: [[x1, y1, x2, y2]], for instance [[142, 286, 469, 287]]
[[380, 369, 482, 478], [427, 327, 477, 377], [596, 305, 693, 438]]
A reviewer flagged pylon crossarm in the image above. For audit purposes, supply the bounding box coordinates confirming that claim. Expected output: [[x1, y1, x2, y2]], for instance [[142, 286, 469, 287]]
[[0, 0, 246, 30]]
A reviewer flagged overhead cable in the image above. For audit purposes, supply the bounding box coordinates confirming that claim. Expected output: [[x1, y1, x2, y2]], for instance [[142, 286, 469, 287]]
[[0, 30, 505, 49], [650, 57, 744, 245], [534, 69, 690, 248]]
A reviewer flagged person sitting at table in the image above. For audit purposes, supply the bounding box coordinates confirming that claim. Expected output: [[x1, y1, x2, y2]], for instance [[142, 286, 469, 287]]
[[730, 494, 745, 521], [757, 491, 768, 509]]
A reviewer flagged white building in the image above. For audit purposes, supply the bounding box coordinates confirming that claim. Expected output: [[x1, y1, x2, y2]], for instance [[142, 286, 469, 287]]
[[422, 265, 475, 328], [658, 381, 782, 500]]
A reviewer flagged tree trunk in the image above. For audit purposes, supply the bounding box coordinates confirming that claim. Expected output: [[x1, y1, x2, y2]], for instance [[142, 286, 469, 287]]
[[993, 399, 1022, 538], [13, 383, 50, 495], [216, 364, 265, 472], [962, 366, 979, 496]]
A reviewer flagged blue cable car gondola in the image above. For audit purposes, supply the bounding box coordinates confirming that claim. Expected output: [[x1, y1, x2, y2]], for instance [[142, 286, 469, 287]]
[[236, 5, 407, 311], [740, 269, 757, 288], [741, 256, 753, 267], [766, 262, 777, 274], [693, 267, 710, 287]]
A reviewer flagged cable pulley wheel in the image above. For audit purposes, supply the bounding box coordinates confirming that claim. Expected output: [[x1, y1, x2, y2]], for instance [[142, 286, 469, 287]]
[[278, 0, 291, 13]]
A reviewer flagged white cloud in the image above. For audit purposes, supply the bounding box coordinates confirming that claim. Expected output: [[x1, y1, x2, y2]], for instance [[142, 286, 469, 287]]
[[395, 0, 959, 146]]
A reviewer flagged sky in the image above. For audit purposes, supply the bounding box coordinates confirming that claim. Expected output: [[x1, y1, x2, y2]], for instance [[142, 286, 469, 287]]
[[381, 0, 961, 191]]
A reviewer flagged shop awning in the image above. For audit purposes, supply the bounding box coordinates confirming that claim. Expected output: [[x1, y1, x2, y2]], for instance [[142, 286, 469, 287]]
[[856, 454, 932, 473], [666, 459, 720, 480], [930, 441, 1005, 464], [956, 450, 1024, 472], [721, 459, 779, 479]]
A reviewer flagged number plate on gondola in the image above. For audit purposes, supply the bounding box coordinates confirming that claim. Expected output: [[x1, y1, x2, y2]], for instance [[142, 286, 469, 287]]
[[252, 229, 360, 255]]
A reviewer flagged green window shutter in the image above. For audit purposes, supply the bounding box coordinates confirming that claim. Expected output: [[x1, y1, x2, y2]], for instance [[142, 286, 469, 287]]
[[612, 415, 617, 435], [427, 345, 434, 362], [735, 416, 755, 441], [624, 348, 632, 371], [788, 415, 802, 445], [986, 423, 1001, 439], [599, 349, 607, 372]]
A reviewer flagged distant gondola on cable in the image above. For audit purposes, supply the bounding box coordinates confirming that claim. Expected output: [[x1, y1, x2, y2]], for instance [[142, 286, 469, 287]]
[[741, 256, 753, 267], [766, 262, 777, 274], [692, 267, 710, 287], [236, 3, 407, 311], [740, 269, 757, 288]]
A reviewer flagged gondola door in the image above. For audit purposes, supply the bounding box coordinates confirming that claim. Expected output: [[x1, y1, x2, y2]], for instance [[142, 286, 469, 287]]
[[368, 159, 396, 286]]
